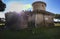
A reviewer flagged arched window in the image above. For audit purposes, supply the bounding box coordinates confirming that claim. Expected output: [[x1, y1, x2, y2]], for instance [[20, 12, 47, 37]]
[[42, 4, 44, 8]]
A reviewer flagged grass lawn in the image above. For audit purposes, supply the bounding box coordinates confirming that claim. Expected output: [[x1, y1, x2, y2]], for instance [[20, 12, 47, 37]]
[[0, 27, 60, 39], [0, 23, 5, 26], [55, 23, 60, 26], [0, 23, 60, 39]]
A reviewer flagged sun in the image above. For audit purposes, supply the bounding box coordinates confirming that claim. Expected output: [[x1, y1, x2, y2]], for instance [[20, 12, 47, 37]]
[[6, 2, 32, 12], [23, 4, 32, 10]]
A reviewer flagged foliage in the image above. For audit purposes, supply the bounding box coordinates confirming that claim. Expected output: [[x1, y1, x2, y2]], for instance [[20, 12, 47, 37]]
[[0, 0, 6, 11], [54, 14, 60, 19]]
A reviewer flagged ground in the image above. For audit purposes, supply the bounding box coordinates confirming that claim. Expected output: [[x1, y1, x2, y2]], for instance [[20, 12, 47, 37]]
[[0, 27, 60, 39], [0, 23, 60, 39], [54, 23, 60, 26]]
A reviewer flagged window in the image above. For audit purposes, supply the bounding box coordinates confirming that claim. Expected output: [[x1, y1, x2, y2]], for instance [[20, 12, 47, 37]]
[[45, 17, 48, 20], [42, 4, 44, 7]]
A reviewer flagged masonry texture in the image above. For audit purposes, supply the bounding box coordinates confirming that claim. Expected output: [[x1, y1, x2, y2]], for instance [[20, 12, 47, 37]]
[[5, 1, 54, 30]]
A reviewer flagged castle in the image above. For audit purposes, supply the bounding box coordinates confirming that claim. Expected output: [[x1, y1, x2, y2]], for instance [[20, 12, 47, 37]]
[[5, 1, 54, 30]]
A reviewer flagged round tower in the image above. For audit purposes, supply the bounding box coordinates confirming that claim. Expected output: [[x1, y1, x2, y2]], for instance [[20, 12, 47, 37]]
[[32, 1, 46, 11]]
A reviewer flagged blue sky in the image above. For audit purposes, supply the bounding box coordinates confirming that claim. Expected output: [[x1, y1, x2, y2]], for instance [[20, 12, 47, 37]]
[[0, 0, 60, 18], [2, 0, 60, 14]]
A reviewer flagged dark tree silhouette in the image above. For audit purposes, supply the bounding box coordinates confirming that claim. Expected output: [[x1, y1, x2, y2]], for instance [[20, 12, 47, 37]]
[[55, 14, 60, 19], [0, 0, 6, 11]]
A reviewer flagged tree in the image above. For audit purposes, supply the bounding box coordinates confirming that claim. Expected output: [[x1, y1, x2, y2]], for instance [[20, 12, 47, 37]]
[[0, 0, 6, 11], [54, 14, 60, 19]]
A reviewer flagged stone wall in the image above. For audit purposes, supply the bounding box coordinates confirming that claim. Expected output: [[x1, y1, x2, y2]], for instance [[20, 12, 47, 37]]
[[30, 13, 54, 27], [32, 2, 46, 11]]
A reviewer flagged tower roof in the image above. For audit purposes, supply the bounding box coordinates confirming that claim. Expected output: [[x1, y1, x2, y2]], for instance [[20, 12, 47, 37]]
[[32, 1, 46, 6]]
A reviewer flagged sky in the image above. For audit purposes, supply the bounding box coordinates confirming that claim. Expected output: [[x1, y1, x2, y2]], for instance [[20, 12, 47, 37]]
[[0, 0, 60, 18]]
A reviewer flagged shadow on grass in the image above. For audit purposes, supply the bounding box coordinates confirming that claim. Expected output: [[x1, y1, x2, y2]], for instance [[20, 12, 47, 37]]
[[0, 26, 60, 39]]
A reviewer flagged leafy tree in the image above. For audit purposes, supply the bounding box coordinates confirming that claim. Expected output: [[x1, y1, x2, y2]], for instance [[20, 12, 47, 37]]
[[54, 14, 60, 19], [0, 0, 6, 11]]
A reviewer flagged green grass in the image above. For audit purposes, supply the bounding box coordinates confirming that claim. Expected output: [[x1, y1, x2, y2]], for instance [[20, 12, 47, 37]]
[[55, 23, 60, 26], [0, 27, 60, 39]]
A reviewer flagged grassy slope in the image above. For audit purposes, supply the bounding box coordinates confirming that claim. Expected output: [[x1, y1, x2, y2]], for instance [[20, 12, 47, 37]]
[[55, 23, 60, 26], [0, 27, 60, 39]]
